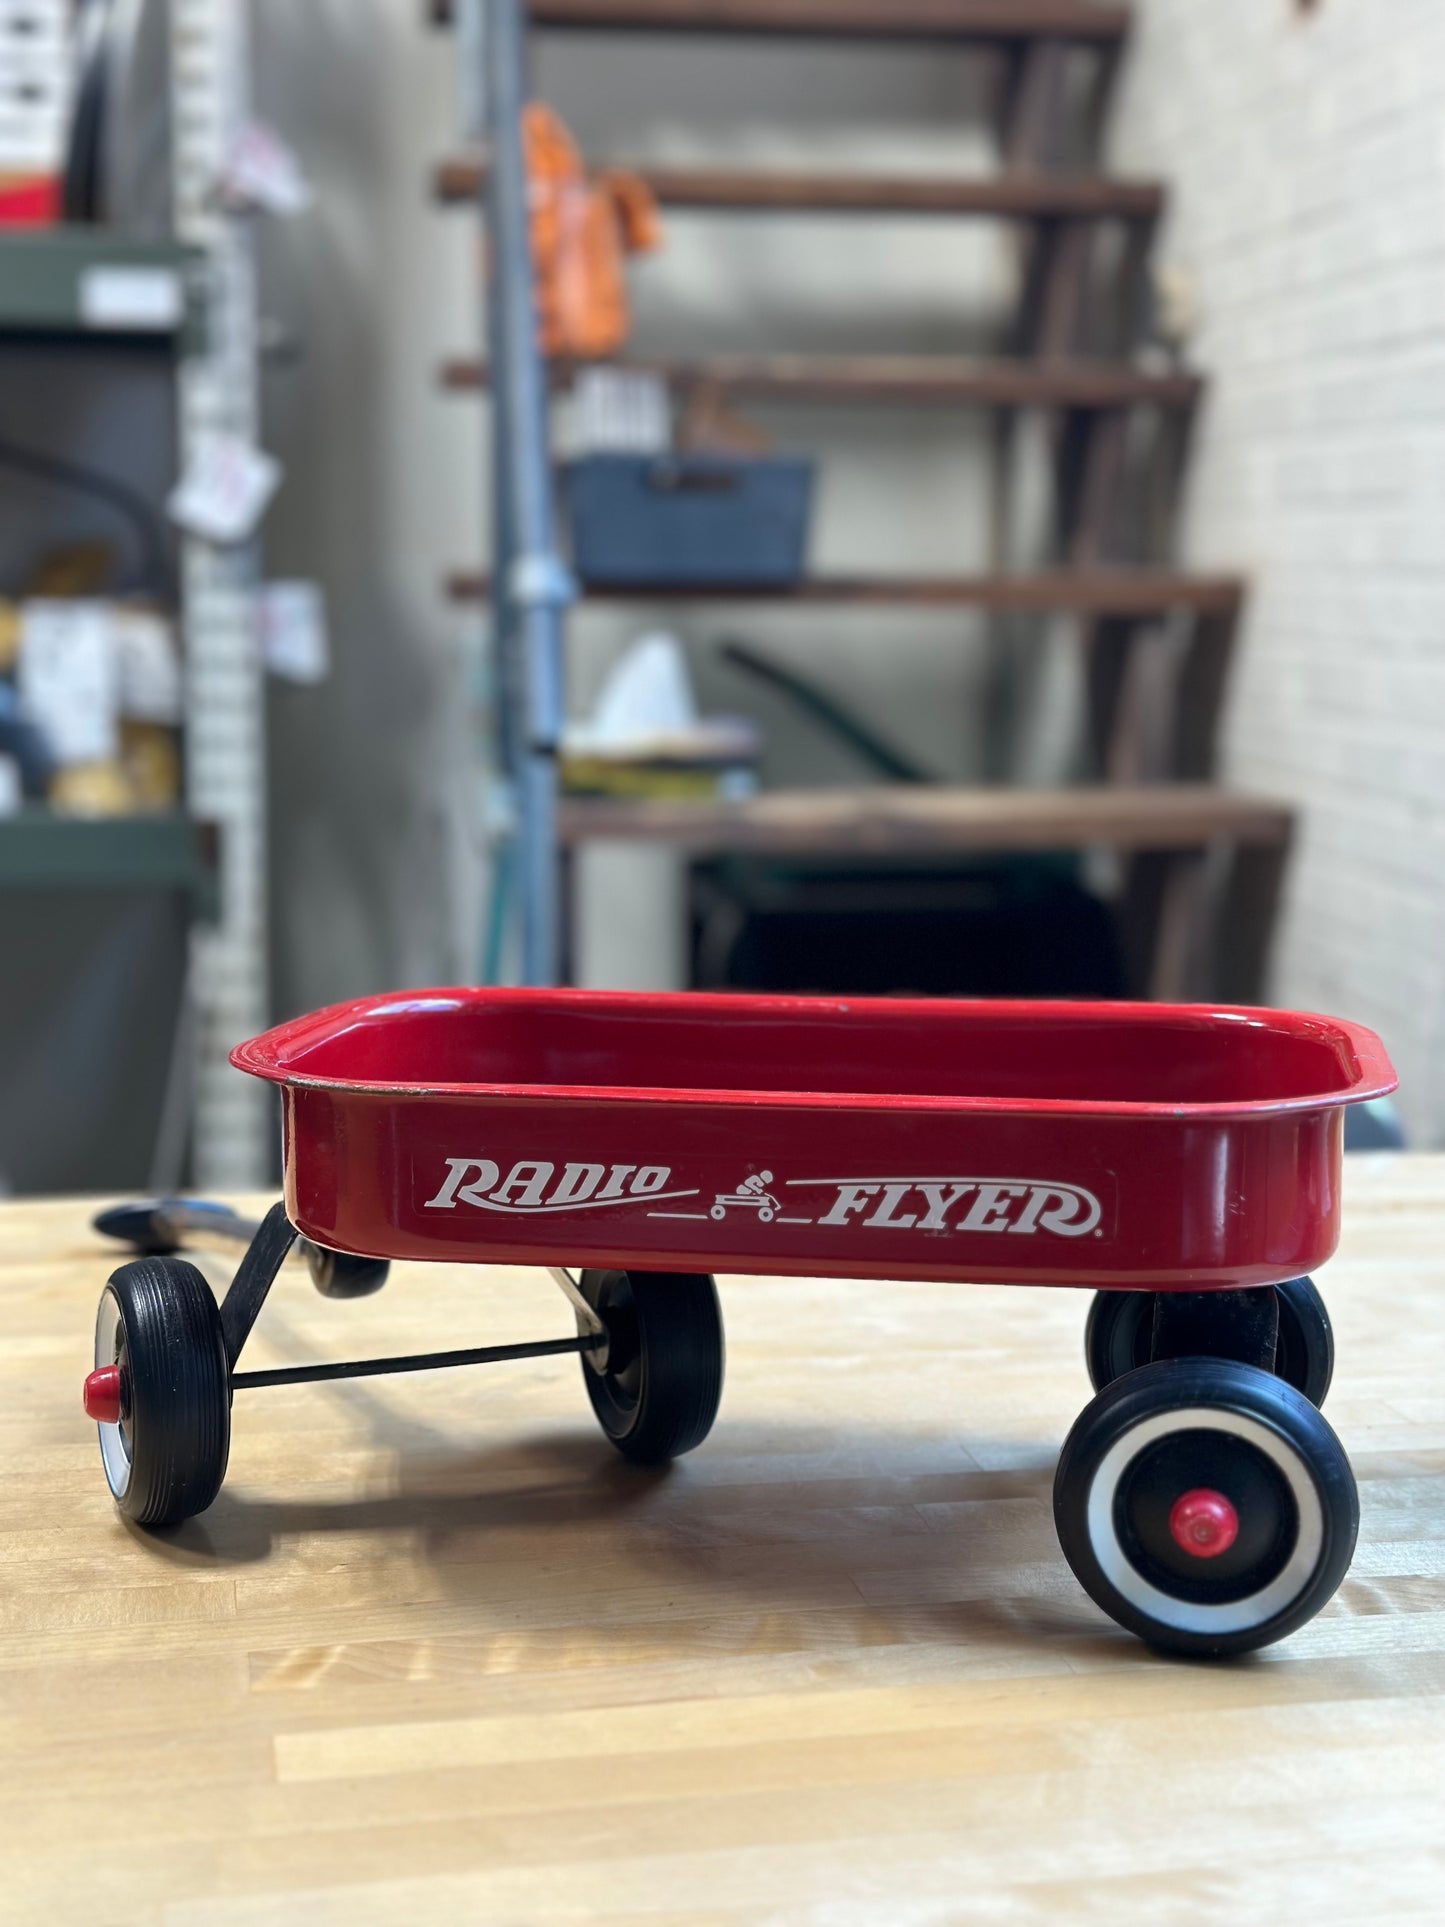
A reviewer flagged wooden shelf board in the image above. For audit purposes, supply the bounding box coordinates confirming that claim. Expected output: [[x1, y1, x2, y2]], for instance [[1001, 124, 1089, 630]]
[[435, 157, 1164, 220], [442, 352, 1201, 409], [431, 0, 1132, 43], [557, 785, 1293, 854], [447, 570, 1244, 616]]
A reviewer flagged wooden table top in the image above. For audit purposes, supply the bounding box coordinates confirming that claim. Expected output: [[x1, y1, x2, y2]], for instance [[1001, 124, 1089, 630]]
[[3, 1160, 1443, 1924]]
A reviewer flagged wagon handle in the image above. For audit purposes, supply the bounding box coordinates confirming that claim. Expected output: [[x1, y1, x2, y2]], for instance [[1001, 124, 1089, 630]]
[[93, 1198, 387, 1302]]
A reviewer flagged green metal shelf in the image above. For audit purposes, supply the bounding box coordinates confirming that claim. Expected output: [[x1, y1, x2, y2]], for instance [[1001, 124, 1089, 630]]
[[0, 813, 218, 912], [0, 230, 206, 348]]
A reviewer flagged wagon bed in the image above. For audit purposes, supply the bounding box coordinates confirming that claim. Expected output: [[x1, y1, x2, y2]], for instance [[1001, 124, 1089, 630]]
[[231, 990, 1395, 1291]]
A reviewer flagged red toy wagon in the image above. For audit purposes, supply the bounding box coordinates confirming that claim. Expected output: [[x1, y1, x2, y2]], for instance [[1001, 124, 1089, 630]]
[[85, 990, 1395, 1657]]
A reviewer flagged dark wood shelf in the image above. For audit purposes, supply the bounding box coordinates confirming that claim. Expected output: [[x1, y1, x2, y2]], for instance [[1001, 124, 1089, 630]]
[[448, 569, 1244, 616], [557, 784, 1291, 855], [442, 352, 1200, 410], [431, 0, 1132, 44], [435, 157, 1163, 221]]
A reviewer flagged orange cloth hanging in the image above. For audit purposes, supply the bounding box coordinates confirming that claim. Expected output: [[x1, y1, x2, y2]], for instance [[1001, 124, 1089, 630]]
[[523, 104, 660, 361]]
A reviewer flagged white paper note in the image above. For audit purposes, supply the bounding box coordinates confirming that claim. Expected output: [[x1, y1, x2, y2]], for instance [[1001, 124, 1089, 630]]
[[16, 600, 118, 766], [79, 267, 184, 333], [167, 437, 282, 545], [221, 121, 312, 215], [257, 580, 330, 685], [112, 607, 184, 722]]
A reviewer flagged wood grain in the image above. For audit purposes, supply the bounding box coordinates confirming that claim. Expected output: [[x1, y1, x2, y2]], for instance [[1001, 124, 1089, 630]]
[[554, 783, 1293, 855], [3, 1163, 1442, 1923], [444, 568, 1246, 613], [430, 0, 1133, 43], [434, 156, 1167, 220], [441, 353, 1203, 410]]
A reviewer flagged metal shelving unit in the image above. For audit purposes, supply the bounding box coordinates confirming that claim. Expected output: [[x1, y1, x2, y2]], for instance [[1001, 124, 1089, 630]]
[[0, 812, 216, 902], [169, 0, 271, 1188], [0, 228, 205, 343], [0, 1, 268, 1193]]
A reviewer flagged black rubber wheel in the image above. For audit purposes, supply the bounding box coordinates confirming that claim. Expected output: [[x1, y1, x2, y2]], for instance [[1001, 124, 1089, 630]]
[[305, 1245, 391, 1299], [577, 1268, 724, 1465], [1085, 1277, 1334, 1407], [1272, 1278, 1335, 1407], [93, 1258, 231, 1528], [1054, 1357, 1358, 1658]]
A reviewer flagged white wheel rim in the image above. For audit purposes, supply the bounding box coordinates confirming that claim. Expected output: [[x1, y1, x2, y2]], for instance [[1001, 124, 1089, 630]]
[[94, 1289, 132, 1500], [1085, 1405, 1325, 1636]]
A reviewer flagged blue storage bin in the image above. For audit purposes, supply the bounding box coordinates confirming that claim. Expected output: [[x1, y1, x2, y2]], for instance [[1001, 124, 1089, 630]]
[[565, 454, 815, 587]]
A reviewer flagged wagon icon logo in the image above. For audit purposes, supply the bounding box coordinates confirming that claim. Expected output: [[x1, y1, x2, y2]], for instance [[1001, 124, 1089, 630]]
[[423, 1157, 698, 1215], [710, 1170, 780, 1223]]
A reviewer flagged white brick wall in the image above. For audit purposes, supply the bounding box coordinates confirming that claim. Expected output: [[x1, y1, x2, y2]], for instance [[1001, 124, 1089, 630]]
[[1114, 0, 1445, 1144]]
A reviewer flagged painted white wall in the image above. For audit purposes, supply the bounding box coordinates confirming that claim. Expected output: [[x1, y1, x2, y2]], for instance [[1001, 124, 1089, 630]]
[[256, 0, 486, 1019], [253, 2, 1023, 1012], [1113, 0, 1445, 1142]]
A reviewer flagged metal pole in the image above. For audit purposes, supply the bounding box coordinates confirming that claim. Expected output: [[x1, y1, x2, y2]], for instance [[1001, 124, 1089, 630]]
[[481, 0, 572, 985], [463, 0, 518, 793]]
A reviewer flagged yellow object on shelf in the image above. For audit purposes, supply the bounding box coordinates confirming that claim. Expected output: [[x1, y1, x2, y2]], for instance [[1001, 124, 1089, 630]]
[[121, 721, 183, 810], [560, 754, 755, 801], [48, 761, 135, 817]]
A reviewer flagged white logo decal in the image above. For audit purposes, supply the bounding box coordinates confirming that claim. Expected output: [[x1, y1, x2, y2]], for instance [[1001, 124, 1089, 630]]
[[424, 1157, 697, 1214], [786, 1177, 1102, 1239], [423, 1158, 1103, 1239], [655, 1169, 815, 1226], [710, 1170, 779, 1222]]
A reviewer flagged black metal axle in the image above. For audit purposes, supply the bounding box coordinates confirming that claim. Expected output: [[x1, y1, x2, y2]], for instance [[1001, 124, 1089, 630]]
[[230, 1332, 599, 1392]]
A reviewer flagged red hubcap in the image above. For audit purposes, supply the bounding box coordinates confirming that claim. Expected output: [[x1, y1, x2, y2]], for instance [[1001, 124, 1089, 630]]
[[1168, 1487, 1239, 1559], [83, 1365, 124, 1426]]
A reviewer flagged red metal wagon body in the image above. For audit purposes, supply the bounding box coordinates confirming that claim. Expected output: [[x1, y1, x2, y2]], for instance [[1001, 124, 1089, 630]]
[[86, 991, 1397, 1659], [232, 989, 1396, 1293]]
